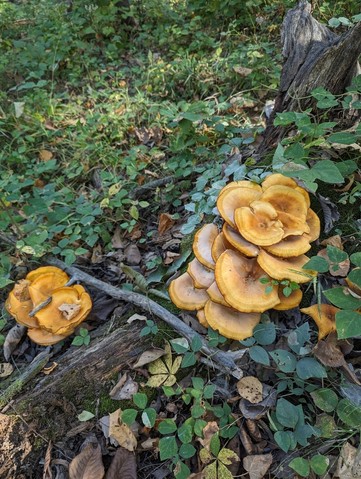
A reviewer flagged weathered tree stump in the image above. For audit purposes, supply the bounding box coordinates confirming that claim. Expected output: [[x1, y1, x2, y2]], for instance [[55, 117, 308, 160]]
[[259, 0, 361, 151]]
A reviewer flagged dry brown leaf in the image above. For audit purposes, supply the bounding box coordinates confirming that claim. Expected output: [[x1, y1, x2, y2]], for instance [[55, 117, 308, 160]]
[[110, 374, 139, 400], [335, 442, 361, 479], [335, 175, 355, 192], [109, 409, 137, 452], [158, 213, 175, 235], [124, 244, 141, 265], [3, 324, 27, 361], [132, 348, 165, 368], [39, 149, 53, 161], [91, 244, 103, 264], [198, 421, 219, 451], [320, 235, 343, 249], [111, 227, 125, 249], [105, 447, 137, 479], [140, 437, 158, 450], [237, 376, 263, 404], [163, 251, 180, 265], [69, 442, 105, 479], [233, 66, 253, 76], [243, 453, 273, 479], [0, 363, 14, 378], [42, 441, 52, 479], [239, 425, 255, 455], [58, 303, 81, 320]]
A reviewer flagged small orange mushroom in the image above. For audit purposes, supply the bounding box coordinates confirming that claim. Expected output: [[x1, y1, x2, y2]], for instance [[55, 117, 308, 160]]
[[29, 271, 70, 306], [235, 201, 284, 247], [187, 258, 215, 289], [273, 287, 303, 311], [211, 232, 233, 262], [222, 223, 259, 257], [206, 281, 231, 307], [169, 272, 209, 311], [196, 309, 209, 328], [257, 249, 316, 284], [215, 249, 280, 313], [263, 234, 311, 258], [217, 186, 262, 227], [5, 282, 38, 328], [261, 173, 298, 190], [204, 300, 261, 340], [301, 304, 339, 340], [193, 223, 218, 270], [304, 208, 321, 242], [27, 328, 67, 346]]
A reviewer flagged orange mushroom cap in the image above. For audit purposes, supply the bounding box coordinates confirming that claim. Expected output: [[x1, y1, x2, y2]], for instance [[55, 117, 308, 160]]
[[257, 249, 316, 284], [169, 272, 209, 311], [187, 258, 215, 289], [204, 300, 261, 340], [295, 186, 311, 208], [276, 211, 310, 238], [222, 223, 259, 257], [304, 208, 321, 242], [211, 232, 233, 262], [215, 249, 280, 313], [220, 181, 262, 193], [196, 309, 209, 328], [263, 234, 311, 258], [235, 201, 284, 247], [193, 223, 218, 270], [34, 285, 92, 335], [262, 173, 298, 190], [261, 185, 308, 220], [217, 186, 262, 228], [206, 281, 231, 307], [29, 271, 70, 306], [273, 287, 303, 311], [27, 328, 67, 346], [301, 304, 339, 340], [26, 266, 69, 284], [5, 290, 38, 328]]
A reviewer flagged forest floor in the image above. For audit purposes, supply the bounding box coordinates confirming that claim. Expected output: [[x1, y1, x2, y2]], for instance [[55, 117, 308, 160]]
[[0, 1, 360, 478]]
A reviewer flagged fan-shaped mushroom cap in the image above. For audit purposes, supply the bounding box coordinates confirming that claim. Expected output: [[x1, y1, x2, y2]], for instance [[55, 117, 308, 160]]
[[215, 250, 280, 313], [197, 309, 209, 328], [169, 272, 209, 311], [222, 223, 259, 257], [217, 187, 262, 228], [187, 258, 215, 289], [204, 300, 261, 340], [295, 186, 311, 208], [276, 211, 310, 238], [304, 208, 321, 242], [5, 291, 38, 328], [257, 250, 316, 283], [262, 173, 298, 190], [273, 287, 303, 311], [206, 281, 230, 307], [211, 232, 233, 262], [193, 223, 218, 270], [34, 285, 92, 335], [301, 304, 339, 340], [261, 185, 308, 219], [26, 266, 69, 284], [27, 328, 67, 346], [263, 235, 311, 258], [220, 181, 262, 193], [235, 201, 284, 247], [29, 271, 70, 306]]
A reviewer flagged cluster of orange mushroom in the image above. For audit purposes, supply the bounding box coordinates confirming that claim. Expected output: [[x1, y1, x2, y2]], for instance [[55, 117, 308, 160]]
[[169, 173, 321, 340], [6, 266, 92, 345]]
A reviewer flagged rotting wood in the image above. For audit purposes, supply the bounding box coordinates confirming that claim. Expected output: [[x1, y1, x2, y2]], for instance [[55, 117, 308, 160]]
[[259, 0, 361, 151]]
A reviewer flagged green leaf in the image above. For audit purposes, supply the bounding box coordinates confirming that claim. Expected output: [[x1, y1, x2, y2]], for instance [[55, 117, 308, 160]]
[[129, 205, 139, 220], [133, 393, 148, 409], [191, 377, 204, 390], [71, 336, 84, 346], [210, 433, 220, 456], [174, 461, 190, 479], [311, 160, 344, 183], [350, 253, 361, 267], [348, 268, 361, 288], [276, 399, 299, 428], [159, 436, 178, 461], [323, 287, 361, 310], [77, 410, 95, 421], [296, 358, 327, 379], [191, 403, 205, 419], [336, 310, 361, 339], [274, 431, 292, 453], [194, 419, 208, 437], [310, 455, 329, 475], [203, 384, 216, 399], [270, 350, 297, 373], [303, 256, 329, 273], [181, 351, 197, 368], [311, 388, 339, 412], [294, 424, 317, 446], [253, 323, 276, 345], [326, 245, 348, 264], [121, 409, 138, 425], [191, 335, 203, 352], [158, 419, 177, 435], [178, 423, 193, 443], [336, 398, 361, 427], [141, 408, 157, 428], [289, 458, 310, 478], [249, 345, 270, 366], [170, 338, 189, 353], [179, 443, 196, 459], [328, 132, 357, 144]]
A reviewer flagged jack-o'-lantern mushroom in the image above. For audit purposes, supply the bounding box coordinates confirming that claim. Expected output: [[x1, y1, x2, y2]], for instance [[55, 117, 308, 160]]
[[169, 272, 209, 311], [301, 304, 339, 340], [193, 223, 219, 270], [257, 249, 316, 284], [5, 280, 38, 328]]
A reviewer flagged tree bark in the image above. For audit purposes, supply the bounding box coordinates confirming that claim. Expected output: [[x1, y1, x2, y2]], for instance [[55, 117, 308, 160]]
[[259, 0, 361, 152]]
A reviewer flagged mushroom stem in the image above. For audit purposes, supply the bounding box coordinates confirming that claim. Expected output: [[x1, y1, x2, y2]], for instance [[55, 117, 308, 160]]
[[28, 297, 52, 317]]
